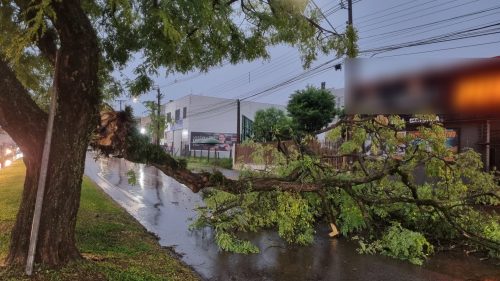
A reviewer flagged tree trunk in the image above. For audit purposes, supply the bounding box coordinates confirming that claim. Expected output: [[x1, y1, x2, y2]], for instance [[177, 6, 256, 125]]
[[0, 0, 100, 267], [7, 139, 86, 265], [6, 119, 93, 266]]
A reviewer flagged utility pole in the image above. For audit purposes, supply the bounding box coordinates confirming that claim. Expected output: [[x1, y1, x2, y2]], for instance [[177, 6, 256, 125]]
[[486, 120, 491, 172], [236, 99, 241, 144], [153, 86, 163, 147], [116, 99, 126, 111], [329, 0, 355, 240], [347, 0, 353, 27]]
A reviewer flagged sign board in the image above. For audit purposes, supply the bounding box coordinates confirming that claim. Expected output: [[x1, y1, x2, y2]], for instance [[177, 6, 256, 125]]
[[191, 132, 237, 151], [346, 58, 500, 114]]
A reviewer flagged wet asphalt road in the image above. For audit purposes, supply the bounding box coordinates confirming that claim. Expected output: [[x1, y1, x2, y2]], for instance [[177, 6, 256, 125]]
[[84, 155, 500, 281]]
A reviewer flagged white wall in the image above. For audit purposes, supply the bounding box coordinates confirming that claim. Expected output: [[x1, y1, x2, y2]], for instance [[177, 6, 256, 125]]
[[160, 95, 285, 157], [330, 88, 345, 109]]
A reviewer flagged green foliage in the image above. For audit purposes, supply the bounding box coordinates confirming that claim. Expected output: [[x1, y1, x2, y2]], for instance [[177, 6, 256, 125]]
[[2, 0, 351, 100], [193, 188, 320, 253], [215, 232, 259, 254], [345, 24, 359, 58], [199, 114, 500, 265], [126, 169, 137, 186], [357, 223, 433, 265], [329, 189, 366, 235], [252, 108, 292, 142], [275, 192, 316, 244], [287, 86, 337, 134], [89, 0, 348, 95], [1, 0, 56, 62]]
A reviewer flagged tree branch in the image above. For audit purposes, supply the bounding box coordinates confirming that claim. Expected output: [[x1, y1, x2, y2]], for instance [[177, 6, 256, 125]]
[[13, 0, 58, 65], [360, 195, 500, 252], [0, 57, 48, 158]]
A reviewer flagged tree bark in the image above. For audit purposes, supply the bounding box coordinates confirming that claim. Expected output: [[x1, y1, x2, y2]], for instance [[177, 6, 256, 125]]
[[0, 0, 100, 266]]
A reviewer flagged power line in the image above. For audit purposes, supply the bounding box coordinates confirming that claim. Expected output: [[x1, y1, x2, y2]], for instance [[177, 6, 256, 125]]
[[352, 0, 415, 24], [372, 39, 500, 58], [360, 22, 500, 55], [311, 0, 338, 34], [184, 58, 340, 119], [358, 0, 474, 32], [359, 4, 500, 41], [361, 8, 500, 49]]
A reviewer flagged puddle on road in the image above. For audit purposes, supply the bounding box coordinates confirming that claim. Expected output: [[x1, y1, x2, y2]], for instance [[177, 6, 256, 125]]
[[85, 155, 500, 281]]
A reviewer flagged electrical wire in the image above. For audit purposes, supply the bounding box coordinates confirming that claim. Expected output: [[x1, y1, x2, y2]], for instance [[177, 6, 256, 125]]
[[361, 22, 500, 55], [361, 9, 500, 49], [372, 39, 500, 58], [358, 0, 475, 33]]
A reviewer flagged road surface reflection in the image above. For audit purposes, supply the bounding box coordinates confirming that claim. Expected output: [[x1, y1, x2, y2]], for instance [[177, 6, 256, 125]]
[[84, 154, 500, 281]]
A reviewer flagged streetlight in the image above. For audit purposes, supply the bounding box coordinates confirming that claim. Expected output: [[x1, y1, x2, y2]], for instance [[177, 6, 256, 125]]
[[140, 127, 146, 135]]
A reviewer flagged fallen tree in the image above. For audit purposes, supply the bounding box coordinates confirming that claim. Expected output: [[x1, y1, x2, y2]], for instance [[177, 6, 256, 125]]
[[94, 109, 499, 264], [0, 0, 346, 267]]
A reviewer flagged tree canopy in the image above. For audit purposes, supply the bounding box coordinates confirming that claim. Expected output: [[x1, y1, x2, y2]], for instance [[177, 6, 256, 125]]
[[1, 0, 349, 98], [252, 107, 292, 142], [0, 0, 353, 267], [287, 86, 337, 134]]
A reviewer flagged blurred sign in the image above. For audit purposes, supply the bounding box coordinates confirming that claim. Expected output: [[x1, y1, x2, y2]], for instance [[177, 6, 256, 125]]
[[452, 72, 500, 113], [346, 58, 500, 115], [191, 132, 237, 151]]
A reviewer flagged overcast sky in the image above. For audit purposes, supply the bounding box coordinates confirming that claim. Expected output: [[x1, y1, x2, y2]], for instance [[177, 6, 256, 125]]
[[115, 0, 500, 116]]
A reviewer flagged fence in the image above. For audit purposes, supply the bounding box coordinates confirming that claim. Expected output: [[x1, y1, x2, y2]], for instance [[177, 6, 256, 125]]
[[164, 144, 233, 160], [234, 139, 345, 169]]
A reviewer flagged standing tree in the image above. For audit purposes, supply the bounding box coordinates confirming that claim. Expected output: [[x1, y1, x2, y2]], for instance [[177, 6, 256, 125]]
[[0, 0, 347, 267], [252, 108, 292, 142], [287, 85, 337, 134]]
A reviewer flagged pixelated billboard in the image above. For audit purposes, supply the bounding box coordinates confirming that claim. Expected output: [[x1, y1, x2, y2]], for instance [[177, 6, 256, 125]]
[[346, 58, 500, 115]]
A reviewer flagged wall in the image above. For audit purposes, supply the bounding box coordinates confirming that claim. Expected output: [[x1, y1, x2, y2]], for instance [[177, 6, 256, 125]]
[[160, 95, 286, 157]]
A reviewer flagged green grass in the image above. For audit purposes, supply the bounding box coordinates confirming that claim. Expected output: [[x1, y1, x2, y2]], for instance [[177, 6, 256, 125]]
[[0, 161, 200, 281], [182, 157, 233, 170]]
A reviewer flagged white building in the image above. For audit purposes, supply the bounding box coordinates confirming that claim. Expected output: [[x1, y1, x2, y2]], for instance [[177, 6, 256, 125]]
[[330, 88, 345, 109], [160, 95, 286, 157], [317, 88, 345, 142]]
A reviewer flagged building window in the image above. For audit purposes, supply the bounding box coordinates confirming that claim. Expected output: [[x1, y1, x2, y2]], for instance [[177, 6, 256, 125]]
[[175, 109, 180, 121], [242, 115, 253, 141], [183, 107, 187, 119], [166, 112, 172, 122]]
